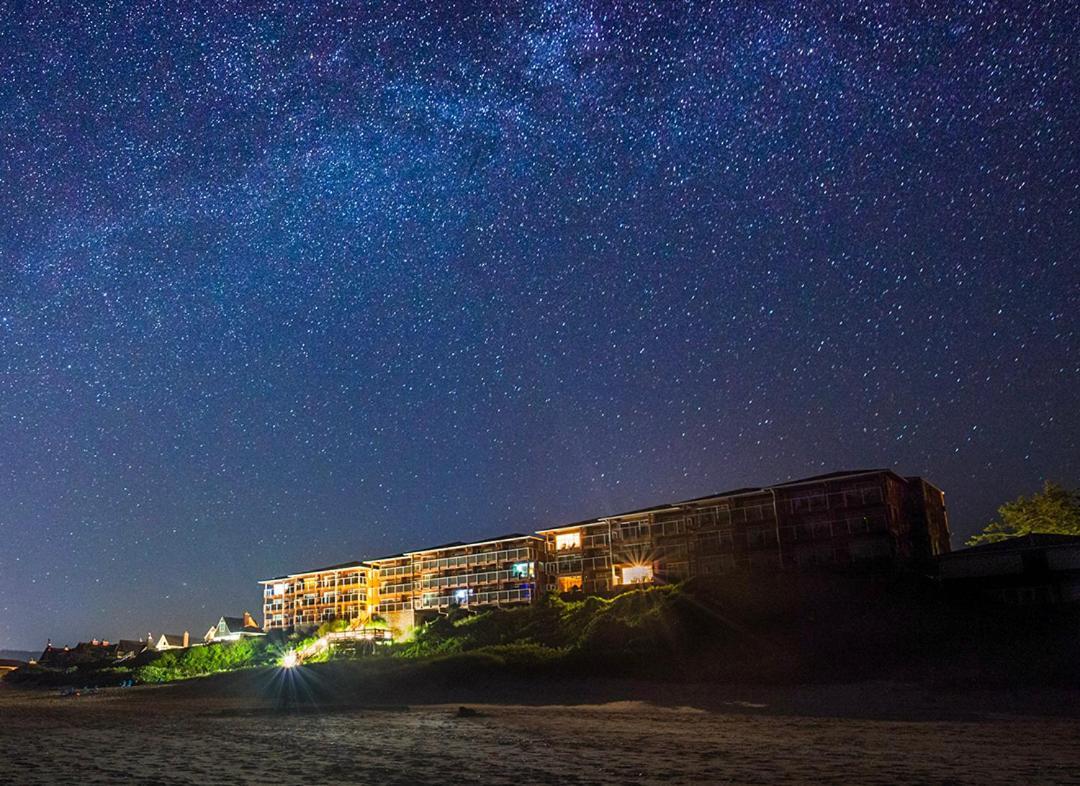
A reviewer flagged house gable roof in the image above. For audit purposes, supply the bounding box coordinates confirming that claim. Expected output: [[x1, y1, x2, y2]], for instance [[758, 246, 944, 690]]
[[259, 560, 369, 583], [220, 615, 263, 633]]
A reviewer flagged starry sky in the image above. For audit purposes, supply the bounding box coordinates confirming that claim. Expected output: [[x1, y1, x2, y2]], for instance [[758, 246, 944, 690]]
[[0, 1, 1076, 650]]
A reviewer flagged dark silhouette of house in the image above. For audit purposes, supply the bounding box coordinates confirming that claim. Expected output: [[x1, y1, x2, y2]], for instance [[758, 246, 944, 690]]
[[115, 640, 147, 661], [939, 534, 1080, 605], [38, 639, 121, 667]]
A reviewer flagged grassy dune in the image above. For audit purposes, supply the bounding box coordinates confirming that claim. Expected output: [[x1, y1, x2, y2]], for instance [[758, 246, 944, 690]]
[[7, 574, 1080, 692]]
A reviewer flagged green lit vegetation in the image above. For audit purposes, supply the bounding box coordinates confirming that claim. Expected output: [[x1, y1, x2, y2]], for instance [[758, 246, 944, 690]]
[[3, 638, 278, 688], [3, 586, 706, 688], [394, 584, 703, 664], [135, 638, 278, 683], [967, 481, 1080, 545], [7, 577, 1080, 691], [3, 617, 396, 687]]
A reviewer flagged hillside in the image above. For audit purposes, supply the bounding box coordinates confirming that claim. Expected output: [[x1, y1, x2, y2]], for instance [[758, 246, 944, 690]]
[[6, 575, 1080, 691]]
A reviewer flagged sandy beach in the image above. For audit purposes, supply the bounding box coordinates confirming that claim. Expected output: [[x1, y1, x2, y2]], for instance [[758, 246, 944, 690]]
[[2, 675, 1079, 785]]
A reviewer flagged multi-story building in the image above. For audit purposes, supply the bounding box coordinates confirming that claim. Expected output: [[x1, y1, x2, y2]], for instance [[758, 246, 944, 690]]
[[367, 553, 415, 632], [537, 470, 950, 594], [260, 561, 374, 632], [260, 469, 950, 636], [369, 534, 546, 633]]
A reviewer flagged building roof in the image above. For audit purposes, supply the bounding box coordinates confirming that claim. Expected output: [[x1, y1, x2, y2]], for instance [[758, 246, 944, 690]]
[[258, 469, 933, 578], [366, 552, 407, 563], [116, 639, 146, 653], [158, 633, 187, 647], [314, 534, 542, 567], [221, 615, 263, 633], [259, 560, 369, 583], [904, 475, 947, 495], [536, 469, 907, 533], [941, 533, 1080, 558], [38, 641, 121, 665], [404, 533, 542, 556]]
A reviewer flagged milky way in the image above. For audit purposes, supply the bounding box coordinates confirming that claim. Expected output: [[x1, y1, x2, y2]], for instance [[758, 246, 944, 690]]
[[0, 1, 1076, 648]]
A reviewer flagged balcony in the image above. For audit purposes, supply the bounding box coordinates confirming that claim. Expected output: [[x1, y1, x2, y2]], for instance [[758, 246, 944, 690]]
[[377, 565, 413, 579], [418, 586, 535, 609], [377, 600, 413, 612], [416, 547, 533, 573], [419, 564, 533, 590]]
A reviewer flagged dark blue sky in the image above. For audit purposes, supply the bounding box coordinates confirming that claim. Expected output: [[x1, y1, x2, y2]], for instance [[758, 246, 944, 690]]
[[1, 1, 1076, 650]]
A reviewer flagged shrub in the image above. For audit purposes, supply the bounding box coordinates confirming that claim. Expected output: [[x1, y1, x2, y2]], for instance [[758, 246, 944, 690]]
[[135, 638, 271, 683], [390, 583, 701, 670]]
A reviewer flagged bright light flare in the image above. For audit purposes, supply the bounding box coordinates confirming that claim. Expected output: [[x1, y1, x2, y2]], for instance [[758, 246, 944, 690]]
[[281, 650, 298, 669]]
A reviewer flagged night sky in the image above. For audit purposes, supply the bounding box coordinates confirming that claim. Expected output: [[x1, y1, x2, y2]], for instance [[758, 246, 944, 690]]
[[1, 1, 1076, 650]]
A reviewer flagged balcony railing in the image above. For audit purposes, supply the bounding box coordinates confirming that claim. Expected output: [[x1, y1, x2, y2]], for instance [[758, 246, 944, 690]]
[[376, 600, 413, 612], [416, 547, 533, 573], [377, 564, 413, 578], [417, 586, 534, 609], [419, 566, 532, 590]]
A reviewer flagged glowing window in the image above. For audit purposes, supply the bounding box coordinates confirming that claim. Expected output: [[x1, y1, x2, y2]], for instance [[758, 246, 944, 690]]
[[557, 575, 583, 593], [511, 561, 533, 578], [555, 532, 581, 550], [272, 583, 287, 595], [454, 589, 471, 604], [621, 564, 654, 585]]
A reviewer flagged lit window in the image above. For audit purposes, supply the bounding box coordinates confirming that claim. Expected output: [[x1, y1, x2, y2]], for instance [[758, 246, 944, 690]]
[[620, 564, 654, 585], [557, 575, 583, 593], [273, 583, 287, 595], [454, 588, 471, 604], [511, 561, 533, 578], [555, 532, 581, 550]]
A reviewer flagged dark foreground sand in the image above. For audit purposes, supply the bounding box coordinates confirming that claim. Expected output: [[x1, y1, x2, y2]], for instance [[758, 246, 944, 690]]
[[2, 677, 1079, 785]]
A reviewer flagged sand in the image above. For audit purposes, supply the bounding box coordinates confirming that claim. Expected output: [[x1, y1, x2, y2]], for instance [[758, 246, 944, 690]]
[[1, 678, 1079, 785]]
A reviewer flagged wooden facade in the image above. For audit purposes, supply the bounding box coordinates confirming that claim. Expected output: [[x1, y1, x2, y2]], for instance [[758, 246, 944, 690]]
[[261, 470, 950, 637], [538, 470, 950, 594], [260, 562, 374, 632]]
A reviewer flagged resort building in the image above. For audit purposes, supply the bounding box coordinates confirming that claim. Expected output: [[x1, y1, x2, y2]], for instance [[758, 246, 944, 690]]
[[259, 561, 374, 631], [369, 534, 547, 633], [538, 470, 951, 594], [260, 469, 950, 637]]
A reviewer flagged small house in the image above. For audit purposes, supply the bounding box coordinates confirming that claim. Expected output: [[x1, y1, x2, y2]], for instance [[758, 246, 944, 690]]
[[152, 631, 191, 650], [115, 639, 147, 661], [203, 612, 264, 644]]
